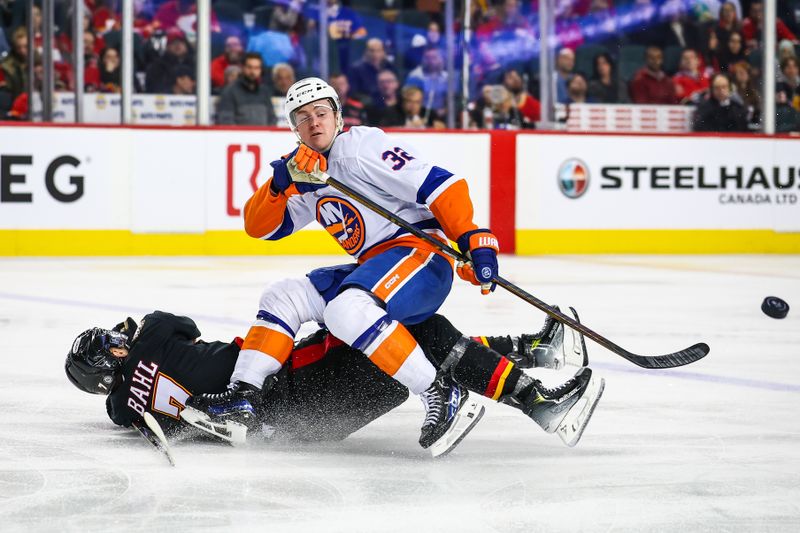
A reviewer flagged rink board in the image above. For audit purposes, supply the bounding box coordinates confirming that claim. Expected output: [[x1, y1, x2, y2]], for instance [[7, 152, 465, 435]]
[[0, 125, 798, 255]]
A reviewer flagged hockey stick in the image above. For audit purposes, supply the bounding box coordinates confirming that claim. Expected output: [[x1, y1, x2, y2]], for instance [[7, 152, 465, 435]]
[[132, 413, 176, 466], [317, 172, 709, 369]]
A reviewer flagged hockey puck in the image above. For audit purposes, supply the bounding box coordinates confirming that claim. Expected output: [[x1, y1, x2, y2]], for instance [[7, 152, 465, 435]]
[[761, 296, 789, 319]]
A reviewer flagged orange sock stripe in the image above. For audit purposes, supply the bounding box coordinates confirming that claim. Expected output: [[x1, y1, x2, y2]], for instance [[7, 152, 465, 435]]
[[368, 323, 417, 376], [485, 358, 514, 400], [241, 325, 294, 365], [371, 249, 431, 302]]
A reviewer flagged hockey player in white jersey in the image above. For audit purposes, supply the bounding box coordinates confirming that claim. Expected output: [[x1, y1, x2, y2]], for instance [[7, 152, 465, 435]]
[[225, 77, 501, 450]]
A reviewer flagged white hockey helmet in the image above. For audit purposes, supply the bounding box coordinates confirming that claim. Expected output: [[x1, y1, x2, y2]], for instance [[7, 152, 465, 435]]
[[284, 77, 344, 141]]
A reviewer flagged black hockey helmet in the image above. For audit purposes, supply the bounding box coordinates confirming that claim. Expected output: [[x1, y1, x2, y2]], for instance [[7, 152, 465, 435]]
[[65, 328, 129, 395]]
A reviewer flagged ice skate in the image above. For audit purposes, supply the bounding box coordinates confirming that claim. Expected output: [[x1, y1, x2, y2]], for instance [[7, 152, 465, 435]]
[[518, 367, 594, 433], [513, 306, 588, 369], [556, 371, 604, 447], [419, 374, 485, 457], [182, 382, 260, 444]]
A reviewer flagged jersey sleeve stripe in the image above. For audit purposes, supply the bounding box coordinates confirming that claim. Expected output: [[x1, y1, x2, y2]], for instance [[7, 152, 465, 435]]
[[415, 165, 454, 204]]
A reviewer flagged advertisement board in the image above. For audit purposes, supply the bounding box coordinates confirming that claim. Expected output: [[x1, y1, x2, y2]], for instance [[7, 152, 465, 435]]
[[516, 134, 799, 231], [0, 126, 491, 255]]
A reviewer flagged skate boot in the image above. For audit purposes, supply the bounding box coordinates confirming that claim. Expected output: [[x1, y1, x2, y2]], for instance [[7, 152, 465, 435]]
[[512, 306, 588, 369], [419, 374, 485, 457], [517, 367, 593, 433], [181, 382, 260, 445]]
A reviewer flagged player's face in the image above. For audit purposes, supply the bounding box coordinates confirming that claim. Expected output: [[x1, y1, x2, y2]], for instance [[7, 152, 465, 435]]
[[110, 347, 129, 358], [294, 100, 337, 151]]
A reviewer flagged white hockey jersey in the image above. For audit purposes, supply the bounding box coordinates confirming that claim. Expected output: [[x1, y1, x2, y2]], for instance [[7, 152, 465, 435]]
[[243, 126, 478, 261]]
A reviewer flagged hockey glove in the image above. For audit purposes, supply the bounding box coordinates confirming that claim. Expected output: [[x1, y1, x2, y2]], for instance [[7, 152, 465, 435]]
[[268, 144, 328, 195], [456, 229, 499, 295], [288, 144, 328, 187]]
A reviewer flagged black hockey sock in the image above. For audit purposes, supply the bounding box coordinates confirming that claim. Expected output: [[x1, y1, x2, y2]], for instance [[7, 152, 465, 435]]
[[469, 335, 515, 357], [407, 314, 525, 400]]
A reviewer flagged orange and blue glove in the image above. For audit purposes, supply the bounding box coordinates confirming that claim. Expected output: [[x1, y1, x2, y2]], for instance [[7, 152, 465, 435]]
[[456, 229, 499, 295], [269, 144, 328, 195]]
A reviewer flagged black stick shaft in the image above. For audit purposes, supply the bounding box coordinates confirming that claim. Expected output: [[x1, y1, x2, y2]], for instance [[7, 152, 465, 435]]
[[323, 175, 709, 369]]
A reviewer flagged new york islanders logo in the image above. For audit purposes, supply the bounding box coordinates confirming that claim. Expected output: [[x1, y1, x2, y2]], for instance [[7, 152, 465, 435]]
[[316, 197, 366, 255]]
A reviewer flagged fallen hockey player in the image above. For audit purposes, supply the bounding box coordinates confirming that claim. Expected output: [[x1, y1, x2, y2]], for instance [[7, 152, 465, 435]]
[[65, 309, 603, 458]]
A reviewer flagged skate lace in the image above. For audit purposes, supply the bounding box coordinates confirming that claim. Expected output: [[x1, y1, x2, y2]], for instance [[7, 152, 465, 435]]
[[537, 377, 575, 399], [419, 388, 443, 427]]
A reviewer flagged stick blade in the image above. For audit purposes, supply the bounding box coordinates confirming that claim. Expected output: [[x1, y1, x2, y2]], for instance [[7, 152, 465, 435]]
[[627, 342, 710, 369]]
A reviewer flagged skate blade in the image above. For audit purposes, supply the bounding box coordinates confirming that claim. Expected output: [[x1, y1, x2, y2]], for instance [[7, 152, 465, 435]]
[[556, 375, 605, 447], [180, 406, 248, 445], [564, 306, 589, 368], [430, 400, 486, 458]]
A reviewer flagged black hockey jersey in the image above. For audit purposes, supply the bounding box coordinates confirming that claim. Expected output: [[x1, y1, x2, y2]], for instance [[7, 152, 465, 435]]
[[106, 311, 238, 433]]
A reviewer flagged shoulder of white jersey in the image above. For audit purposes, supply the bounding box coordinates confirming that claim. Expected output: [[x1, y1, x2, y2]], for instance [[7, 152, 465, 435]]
[[331, 126, 386, 159]]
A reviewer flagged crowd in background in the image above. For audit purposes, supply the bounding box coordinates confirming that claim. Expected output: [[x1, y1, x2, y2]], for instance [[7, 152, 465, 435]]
[[1, 0, 799, 132]]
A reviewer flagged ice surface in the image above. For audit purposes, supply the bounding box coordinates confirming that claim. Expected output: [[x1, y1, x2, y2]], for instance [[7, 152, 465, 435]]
[[1, 255, 799, 532]]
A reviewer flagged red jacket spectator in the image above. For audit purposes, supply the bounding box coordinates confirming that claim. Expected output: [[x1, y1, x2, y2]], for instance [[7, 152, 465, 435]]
[[211, 36, 244, 90], [629, 47, 678, 104], [741, 2, 798, 48], [630, 68, 677, 104], [672, 49, 709, 102]]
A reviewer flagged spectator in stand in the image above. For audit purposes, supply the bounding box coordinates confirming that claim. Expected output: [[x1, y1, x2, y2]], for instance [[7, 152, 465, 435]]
[[717, 30, 746, 72], [475, 0, 532, 38], [700, 25, 722, 73], [566, 73, 591, 104], [153, 0, 220, 41], [271, 62, 295, 127], [693, 73, 749, 132], [629, 46, 678, 104], [778, 39, 797, 63], [775, 82, 800, 132], [729, 61, 760, 126], [405, 20, 443, 71], [216, 52, 276, 126], [366, 69, 401, 125], [502, 68, 541, 123], [326, 0, 367, 71], [223, 65, 241, 88], [145, 29, 194, 94], [329, 71, 368, 128], [555, 48, 575, 104], [778, 56, 800, 111], [248, 25, 297, 69], [171, 65, 195, 95], [82, 30, 102, 92], [742, 1, 799, 50], [673, 48, 710, 103], [5, 53, 41, 120], [381, 84, 444, 129], [471, 84, 532, 129], [211, 36, 243, 93], [349, 38, 395, 104], [715, 2, 741, 47], [405, 46, 450, 116], [98, 47, 122, 93], [588, 52, 628, 103], [0, 26, 27, 113]]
